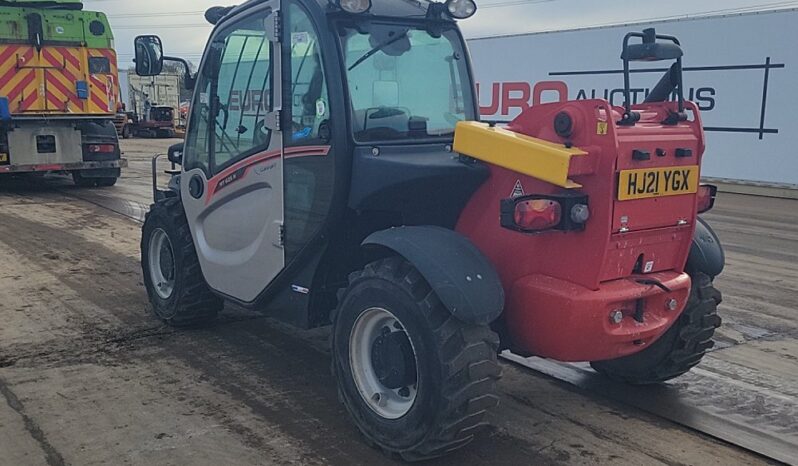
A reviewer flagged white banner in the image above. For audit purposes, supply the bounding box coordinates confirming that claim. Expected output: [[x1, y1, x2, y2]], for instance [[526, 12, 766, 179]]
[[468, 9, 797, 185]]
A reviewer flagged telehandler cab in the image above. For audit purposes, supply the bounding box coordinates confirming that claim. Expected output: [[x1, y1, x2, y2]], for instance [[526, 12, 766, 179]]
[[137, 0, 725, 460]]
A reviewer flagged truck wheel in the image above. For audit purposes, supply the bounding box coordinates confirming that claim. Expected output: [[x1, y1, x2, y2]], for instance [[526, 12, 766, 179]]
[[332, 257, 501, 461], [71, 171, 97, 187], [96, 177, 118, 187], [141, 197, 223, 326], [590, 271, 722, 384]]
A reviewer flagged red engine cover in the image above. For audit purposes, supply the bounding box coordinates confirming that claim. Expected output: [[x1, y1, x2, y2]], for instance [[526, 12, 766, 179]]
[[456, 99, 706, 361]]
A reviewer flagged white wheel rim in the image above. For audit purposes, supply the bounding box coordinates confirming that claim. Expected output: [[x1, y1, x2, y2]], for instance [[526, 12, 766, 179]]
[[349, 307, 419, 420], [148, 228, 175, 300]]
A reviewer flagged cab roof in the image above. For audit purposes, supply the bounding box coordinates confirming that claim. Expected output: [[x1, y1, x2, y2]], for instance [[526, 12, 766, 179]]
[[212, 0, 436, 27], [0, 0, 83, 7]]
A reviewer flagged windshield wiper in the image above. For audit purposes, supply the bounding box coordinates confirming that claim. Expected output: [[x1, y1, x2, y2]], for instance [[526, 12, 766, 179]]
[[348, 31, 409, 71]]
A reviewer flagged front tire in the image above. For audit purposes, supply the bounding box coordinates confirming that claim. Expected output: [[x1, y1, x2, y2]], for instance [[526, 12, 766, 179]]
[[591, 271, 722, 384], [141, 197, 223, 326], [332, 257, 501, 461]]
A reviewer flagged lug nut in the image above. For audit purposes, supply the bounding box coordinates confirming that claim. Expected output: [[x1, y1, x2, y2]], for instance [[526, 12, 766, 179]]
[[609, 310, 624, 324], [666, 299, 679, 311]]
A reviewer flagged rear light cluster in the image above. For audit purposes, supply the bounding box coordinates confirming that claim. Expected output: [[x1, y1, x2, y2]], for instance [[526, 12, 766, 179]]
[[87, 144, 116, 154], [501, 193, 590, 233], [697, 184, 717, 214]]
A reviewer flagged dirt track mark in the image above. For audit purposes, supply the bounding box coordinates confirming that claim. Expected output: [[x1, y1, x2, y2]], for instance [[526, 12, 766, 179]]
[[0, 377, 66, 466], [0, 209, 147, 328]]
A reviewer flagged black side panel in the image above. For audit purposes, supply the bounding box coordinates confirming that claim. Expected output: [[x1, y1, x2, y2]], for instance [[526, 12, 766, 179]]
[[349, 144, 489, 228], [687, 216, 725, 278], [363, 226, 505, 325]]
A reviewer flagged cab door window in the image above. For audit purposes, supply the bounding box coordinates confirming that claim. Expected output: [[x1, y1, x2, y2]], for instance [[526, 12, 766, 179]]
[[283, 1, 334, 261], [184, 12, 274, 175]]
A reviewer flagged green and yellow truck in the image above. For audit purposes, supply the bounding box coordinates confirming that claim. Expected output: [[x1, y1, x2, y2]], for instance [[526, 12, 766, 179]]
[[0, 0, 125, 186]]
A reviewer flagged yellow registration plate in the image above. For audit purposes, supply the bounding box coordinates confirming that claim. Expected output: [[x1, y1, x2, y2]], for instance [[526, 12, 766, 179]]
[[618, 165, 699, 201]]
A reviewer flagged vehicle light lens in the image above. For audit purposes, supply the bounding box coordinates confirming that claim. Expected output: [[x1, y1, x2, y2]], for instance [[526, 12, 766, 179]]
[[88, 144, 116, 153], [697, 184, 717, 213], [337, 0, 372, 14], [570, 204, 590, 224], [514, 199, 562, 231], [446, 0, 477, 19]]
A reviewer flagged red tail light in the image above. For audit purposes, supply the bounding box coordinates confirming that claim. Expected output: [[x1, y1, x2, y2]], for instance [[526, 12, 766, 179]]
[[88, 144, 116, 153], [697, 184, 717, 213], [514, 199, 562, 231], [501, 193, 589, 233]]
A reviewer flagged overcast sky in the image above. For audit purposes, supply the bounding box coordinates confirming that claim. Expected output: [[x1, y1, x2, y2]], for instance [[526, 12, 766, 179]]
[[82, 0, 796, 68]]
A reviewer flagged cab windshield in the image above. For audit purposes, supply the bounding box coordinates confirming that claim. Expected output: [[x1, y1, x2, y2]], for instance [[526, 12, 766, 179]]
[[339, 22, 475, 143]]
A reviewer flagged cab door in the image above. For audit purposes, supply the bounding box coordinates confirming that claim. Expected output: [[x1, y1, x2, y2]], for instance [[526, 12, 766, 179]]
[[181, 2, 284, 303]]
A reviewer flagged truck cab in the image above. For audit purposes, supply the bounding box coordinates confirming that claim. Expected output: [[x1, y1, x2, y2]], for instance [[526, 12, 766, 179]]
[[0, 0, 125, 186]]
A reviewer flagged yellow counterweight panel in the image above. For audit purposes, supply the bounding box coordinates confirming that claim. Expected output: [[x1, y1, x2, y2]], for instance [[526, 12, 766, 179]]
[[453, 121, 587, 189]]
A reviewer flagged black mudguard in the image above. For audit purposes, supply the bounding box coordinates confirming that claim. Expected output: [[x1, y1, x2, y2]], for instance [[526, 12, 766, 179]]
[[363, 226, 505, 325], [687, 216, 725, 278]]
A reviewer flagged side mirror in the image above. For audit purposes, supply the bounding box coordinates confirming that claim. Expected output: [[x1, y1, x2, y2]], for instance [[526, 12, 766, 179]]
[[134, 35, 164, 77], [168, 142, 184, 166]]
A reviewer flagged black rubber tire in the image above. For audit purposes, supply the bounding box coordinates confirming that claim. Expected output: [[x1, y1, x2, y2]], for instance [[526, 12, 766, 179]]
[[331, 257, 502, 462], [96, 177, 118, 187], [591, 271, 722, 384], [71, 171, 97, 187], [141, 197, 223, 326]]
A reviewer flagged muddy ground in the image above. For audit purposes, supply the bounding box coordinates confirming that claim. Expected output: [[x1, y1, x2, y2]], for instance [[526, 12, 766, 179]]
[[0, 138, 794, 465]]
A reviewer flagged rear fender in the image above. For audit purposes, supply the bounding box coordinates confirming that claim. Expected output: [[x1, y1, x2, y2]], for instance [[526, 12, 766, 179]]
[[363, 226, 505, 325], [687, 216, 725, 278]]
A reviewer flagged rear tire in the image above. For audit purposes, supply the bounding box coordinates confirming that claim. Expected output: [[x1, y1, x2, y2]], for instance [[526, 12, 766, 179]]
[[72, 172, 119, 188], [96, 177, 118, 187], [71, 171, 97, 187], [591, 271, 722, 384], [141, 197, 223, 326], [332, 257, 501, 461]]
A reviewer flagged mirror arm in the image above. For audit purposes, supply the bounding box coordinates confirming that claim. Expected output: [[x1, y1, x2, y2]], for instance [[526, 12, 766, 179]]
[[164, 56, 196, 90]]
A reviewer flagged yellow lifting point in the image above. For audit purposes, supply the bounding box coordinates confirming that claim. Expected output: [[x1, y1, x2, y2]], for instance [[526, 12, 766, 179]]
[[453, 121, 587, 189]]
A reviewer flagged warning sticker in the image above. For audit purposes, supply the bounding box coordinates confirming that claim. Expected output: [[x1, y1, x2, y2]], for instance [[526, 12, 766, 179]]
[[597, 121, 609, 135], [511, 180, 525, 197], [292, 32, 310, 46]]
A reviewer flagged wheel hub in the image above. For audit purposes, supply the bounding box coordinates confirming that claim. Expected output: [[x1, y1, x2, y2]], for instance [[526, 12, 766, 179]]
[[371, 327, 417, 390], [349, 307, 419, 419], [148, 228, 176, 300], [159, 242, 175, 281]]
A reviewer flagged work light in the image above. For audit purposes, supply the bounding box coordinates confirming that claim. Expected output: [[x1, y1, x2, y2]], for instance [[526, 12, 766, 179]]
[[445, 0, 477, 19], [336, 0, 372, 14]]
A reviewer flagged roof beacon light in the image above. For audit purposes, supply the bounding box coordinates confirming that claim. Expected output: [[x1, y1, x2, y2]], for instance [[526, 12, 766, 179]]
[[446, 0, 477, 19], [337, 0, 372, 14]]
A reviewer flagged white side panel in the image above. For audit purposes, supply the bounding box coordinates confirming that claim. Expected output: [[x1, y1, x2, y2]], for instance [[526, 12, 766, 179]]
[[468, 10, 798, 185]]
